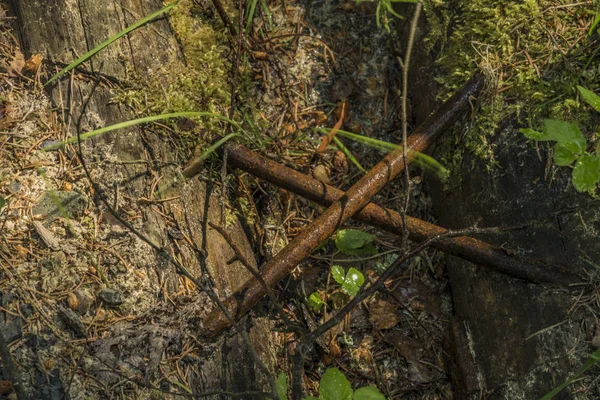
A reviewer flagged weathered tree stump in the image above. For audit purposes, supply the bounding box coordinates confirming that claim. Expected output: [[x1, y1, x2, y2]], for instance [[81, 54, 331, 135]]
[[395, 4, 599, 399], [8, 0, 277, 397]]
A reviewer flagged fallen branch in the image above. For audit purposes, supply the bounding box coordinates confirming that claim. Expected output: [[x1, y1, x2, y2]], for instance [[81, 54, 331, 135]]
[[222, 142, 580, 287], [202, 73, 485, 336]]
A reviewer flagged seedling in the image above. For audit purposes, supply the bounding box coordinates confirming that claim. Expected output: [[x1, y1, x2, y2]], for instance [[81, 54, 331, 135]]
[[277, 368, 385, 400], [520, 86, 600, 193]]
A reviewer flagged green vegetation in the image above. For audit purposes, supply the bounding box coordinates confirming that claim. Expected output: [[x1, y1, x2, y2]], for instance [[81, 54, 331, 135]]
[[540, 347, 600, 400], [425, 0, 599, 175], [277, 368, 385, 400], [319, 128, 450, 180], [356, 0, 416, 33], [520, 86, 600, 193]]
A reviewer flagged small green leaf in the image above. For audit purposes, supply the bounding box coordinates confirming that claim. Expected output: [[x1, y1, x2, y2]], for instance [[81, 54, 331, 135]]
[[353, 386, 386, 400], [553, 142, 577, 166], [335, 229, 377, 256], [277, 373, 288, 400], [320, 368, 353, 400], [308, 292, 325, 312], [519, 128, 548, 141], [577, 86, 600, 113], [543, 119, 586, 152], [0, 196, 5, 209], [341, 268, 365, 297], [572, 155, 600, 192], [331, 265, 345, 285]]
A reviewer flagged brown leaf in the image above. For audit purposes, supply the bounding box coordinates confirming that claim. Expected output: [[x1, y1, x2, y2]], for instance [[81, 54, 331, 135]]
[[368, 298, 400, 330], [23, 54, 43, 72], [0, 380, 12, 395]]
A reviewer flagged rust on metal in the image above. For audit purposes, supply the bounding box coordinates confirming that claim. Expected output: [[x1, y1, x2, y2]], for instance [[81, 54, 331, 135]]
[[224, 142, 579, 286], [203, 74, 485, 336]]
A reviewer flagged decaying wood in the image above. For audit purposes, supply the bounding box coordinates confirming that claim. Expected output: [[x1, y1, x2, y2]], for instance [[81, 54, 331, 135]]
[[396, 7, 596, 398], [9, 0, 276, 396]]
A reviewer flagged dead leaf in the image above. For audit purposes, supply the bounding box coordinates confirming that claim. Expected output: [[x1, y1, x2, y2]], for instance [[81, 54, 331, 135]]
[[368, 298, 400, 330], [0, 380, 12, 395], [23, 54, 42, 72], [8, 50, 24, 77], [392, 280, 440, 315]]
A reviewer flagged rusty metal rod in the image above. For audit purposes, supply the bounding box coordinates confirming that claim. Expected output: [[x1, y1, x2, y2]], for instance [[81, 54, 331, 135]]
[[203, 74, 485, 336], [225, 143, 579, 286]]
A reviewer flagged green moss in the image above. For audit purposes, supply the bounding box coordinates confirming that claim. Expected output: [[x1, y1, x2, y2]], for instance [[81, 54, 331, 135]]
[[425, 0, 598, 170], [114, 0, 232, 149]]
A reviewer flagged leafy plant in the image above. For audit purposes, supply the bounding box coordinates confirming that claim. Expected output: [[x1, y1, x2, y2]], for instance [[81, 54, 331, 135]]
[[355, 0, 416, 33], [334, 229, 377, 256], [331, 265, 365, 297], [277, 368, 385, 400], [308, 292, 325, 312], [520, 86, 600, 193]]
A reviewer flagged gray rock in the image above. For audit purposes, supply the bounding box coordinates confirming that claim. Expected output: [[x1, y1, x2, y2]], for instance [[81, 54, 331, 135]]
[[33, 191, 87, 224], [98, 288, 124, 307]]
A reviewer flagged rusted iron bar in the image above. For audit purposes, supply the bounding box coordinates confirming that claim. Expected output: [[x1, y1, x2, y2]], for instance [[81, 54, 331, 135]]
[[224, 142, 579, 286], [203, 74, 484, 336]]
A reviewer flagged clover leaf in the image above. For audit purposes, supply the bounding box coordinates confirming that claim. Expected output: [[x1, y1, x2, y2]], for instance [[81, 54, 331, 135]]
[[331, 265, 365, 297]]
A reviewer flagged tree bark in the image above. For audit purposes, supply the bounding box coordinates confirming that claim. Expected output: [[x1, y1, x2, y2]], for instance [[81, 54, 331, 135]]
[[9, 0, 276, 397]]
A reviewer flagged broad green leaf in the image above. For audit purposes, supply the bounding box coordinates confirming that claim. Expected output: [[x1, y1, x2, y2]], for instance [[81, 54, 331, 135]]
[[353, 386, 386, 400], [577, 86, 600, 113], [277, 373, 288, 400], [335, 229, 377, 256], [572, 155, 600, 192], [543, 120, 586, 152], [553, 142, 577, 166], [331, 265, 345, 285], [0, 196, 5, 209], [308, 292, 325, 312], [320, 368, 353, 400], [519, 128, 548, 141], [341, 268, 365, 297]]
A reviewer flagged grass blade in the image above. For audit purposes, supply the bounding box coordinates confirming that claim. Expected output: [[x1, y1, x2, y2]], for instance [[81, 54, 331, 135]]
[[319, 128, 449, 180], [245, 0, 259, 35], [332, 136, 367, 173], [45, 0, 181, 86], [43, 111, 240, 151], [539, 348, 600, 400]]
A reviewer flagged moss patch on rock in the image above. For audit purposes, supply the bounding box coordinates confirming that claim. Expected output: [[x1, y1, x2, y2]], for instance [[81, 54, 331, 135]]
[[425, 0, 598, 172]]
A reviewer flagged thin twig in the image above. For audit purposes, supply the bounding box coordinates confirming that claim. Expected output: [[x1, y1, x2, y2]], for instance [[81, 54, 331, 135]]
[[400, 0, 423, 250]]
